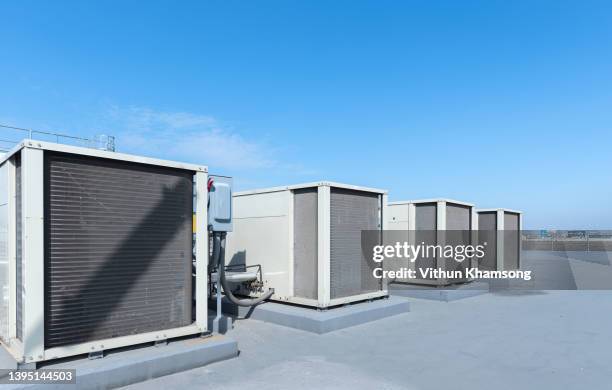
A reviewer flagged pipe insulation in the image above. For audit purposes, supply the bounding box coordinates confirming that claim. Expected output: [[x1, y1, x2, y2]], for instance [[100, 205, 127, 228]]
[[216, 233, 274, 307]]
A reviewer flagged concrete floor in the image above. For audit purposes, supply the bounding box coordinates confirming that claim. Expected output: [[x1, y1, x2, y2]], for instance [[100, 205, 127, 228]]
[[122, 290, 612, 390]]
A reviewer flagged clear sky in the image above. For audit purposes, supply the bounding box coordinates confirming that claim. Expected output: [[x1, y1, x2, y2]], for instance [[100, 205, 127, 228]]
[[1, 1, 611, 229]]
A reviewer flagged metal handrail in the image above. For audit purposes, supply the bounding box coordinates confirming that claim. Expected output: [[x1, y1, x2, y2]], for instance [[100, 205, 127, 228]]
[[0, 124, 91, 143], [0, 138, 22, 144], [0, 124, 115, 151]]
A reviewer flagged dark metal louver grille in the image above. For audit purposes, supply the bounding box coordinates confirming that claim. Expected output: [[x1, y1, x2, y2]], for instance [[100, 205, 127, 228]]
[[414, 203, 437, 279], [330, 188, 381, 299], [444, 203, 471, 277], [15, 153, 22, 341], [44, 152, 193, 348], [503, 212, 520, 270], [293, 188, 318, 299], [477, 212, 497, 271]]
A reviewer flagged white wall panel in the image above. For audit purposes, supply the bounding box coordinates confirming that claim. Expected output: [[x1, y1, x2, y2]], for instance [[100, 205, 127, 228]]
[[0, 162, 9, 341]]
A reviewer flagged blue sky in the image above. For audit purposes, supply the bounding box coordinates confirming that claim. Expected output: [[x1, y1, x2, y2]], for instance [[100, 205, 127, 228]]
[[1, 1, 612, 229]]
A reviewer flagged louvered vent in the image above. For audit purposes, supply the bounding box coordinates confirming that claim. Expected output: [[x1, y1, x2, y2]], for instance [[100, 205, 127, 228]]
[[44, 152, 193, 348], [445, 203, 471, 277], [414, 203, 437, 280], [15, 152, 22, 341], [503, 212, 520, 270], [293, 188, 318, 299], [477, 211, 497, 271], [330, 188, 381, 299]]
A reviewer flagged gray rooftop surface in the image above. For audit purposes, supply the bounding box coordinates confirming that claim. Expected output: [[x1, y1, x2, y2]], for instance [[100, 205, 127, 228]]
[[122, 289, 612, 390]]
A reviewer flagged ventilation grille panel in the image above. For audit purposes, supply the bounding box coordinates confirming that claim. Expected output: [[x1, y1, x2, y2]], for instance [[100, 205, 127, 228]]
[[503, 212, 520, 270], [15, 153, 22, 341], [477, 212, 497, 271], [44, 152, 193, 348], [330, 188, 381, 299], [293, 188, 318, 299]]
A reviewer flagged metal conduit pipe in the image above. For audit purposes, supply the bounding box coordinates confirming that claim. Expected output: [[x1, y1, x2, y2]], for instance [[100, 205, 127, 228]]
[[211, 231, 223, 328], [215, 232, 274, 307]]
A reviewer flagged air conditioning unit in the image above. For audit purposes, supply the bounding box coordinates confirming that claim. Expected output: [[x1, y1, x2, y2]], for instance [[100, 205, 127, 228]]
[[0, 140, 209, 366], [386, 199, 477, 286], [476, 209, 522, 271], [226, 182, 388, 309]]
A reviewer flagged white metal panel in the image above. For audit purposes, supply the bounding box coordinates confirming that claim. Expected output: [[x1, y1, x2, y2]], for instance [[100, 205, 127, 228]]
[[381, 194, 389, 230], [317, 186, 331, 307], [21, 147, 44, 364], [235, 181, 387, 197], [471, 209, 479, 269], [408, 204, 416, 230], [496, 209, 504, 271], [328, 290, 387, 307], [7, 158, 16, 340], [407, 203, 417, 275], [226, 190, 293, 299], [436, 201, 447, 231], [233, 190, 290, 219], [390, 198, 474, 207], [383, 203, 410, 283], [0, 141, 207, 173], [44, 324, 202, 361], [436, 201, 447, 283], [477, 208, 522, 214], [381, 194, 389, 291], [386, 203, 409, 230], [0, 161, 8, 342], [288, 190, 295, 298], [195, 171, 208, 332]]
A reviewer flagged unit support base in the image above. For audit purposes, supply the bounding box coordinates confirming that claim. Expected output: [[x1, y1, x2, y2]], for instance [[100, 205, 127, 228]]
[[154, 339, 168, 347], [17, 362, 37, 370], [88, 350, 104, 360]]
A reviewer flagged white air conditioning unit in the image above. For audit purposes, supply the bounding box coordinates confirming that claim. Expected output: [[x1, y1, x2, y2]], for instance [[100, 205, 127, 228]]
[[226, 182, 388, 309], [386, 199, 478, 286], [0, 140, 209, 366], [476, 209, 522, 271]]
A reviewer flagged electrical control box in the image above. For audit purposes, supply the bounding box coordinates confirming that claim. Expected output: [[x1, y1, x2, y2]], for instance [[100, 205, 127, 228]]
[[208, 175, 233, 232]]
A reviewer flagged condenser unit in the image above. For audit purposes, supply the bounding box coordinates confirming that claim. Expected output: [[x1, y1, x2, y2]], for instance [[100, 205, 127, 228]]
[[386, 199, 477, 286], [0, 140, 209, 366], [225, 182, 388, 309], [476, 209, 522, 271]]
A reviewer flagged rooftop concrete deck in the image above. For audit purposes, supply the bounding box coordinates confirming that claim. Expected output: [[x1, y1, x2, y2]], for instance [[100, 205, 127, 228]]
[[124, 289, 612, 390]]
